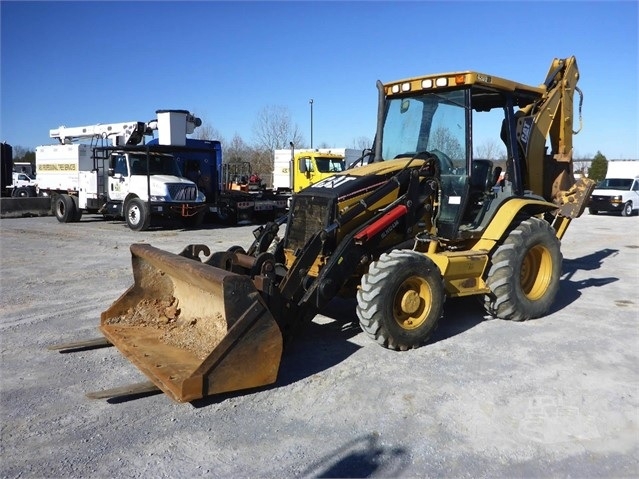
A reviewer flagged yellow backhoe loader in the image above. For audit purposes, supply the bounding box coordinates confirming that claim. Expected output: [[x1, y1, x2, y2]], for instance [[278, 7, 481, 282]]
[[52, 56, 595, 403]]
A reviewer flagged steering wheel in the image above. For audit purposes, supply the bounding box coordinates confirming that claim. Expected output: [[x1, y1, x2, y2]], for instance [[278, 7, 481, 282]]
[[428, 149, 454, 173]]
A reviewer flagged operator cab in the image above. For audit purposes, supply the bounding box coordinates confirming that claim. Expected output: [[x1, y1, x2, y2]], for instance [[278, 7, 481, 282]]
[[377, 72, 543, 239]]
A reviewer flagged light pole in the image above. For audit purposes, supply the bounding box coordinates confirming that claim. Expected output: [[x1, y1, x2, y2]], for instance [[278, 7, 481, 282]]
[[309, 99, 314, 149]]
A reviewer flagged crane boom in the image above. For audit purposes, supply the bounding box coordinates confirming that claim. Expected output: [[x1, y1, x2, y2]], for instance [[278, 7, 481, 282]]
[[49, 110, 202, 147]]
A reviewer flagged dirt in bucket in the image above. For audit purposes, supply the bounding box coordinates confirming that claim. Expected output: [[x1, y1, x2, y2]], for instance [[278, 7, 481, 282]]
[[105, 298, 227, 359]]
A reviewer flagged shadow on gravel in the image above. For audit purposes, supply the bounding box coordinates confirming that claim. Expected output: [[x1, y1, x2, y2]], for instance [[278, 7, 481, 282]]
[[299, 432, 410, 478], [553, 247, 619, 312], [430, 296, 487, 345]]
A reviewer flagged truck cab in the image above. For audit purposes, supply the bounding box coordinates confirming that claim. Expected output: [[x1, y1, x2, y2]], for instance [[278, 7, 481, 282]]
[[10, 172, 38, 197], [102, 149, 206, 230], [589, 176, 639, 216]]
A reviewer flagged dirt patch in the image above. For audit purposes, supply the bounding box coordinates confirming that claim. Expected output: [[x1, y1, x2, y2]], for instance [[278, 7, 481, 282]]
[[105, 298, 227, 359]]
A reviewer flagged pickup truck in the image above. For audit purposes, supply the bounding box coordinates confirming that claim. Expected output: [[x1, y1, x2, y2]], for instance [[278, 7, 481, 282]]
[[589, 176, 639, 217], [9, 172, 38, 197]]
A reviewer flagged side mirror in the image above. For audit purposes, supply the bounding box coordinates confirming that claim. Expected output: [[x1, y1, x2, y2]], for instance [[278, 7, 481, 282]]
[[299, 158, 307, 173], [108, 168, 115, 177]]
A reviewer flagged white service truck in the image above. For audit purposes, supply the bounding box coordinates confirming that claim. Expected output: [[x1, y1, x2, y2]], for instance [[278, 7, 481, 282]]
[[36, 110, 207, 230], [589, 159, 639, 217]]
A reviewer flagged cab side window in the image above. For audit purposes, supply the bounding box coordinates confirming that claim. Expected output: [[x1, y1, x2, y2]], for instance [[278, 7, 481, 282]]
[[113, 155, 129, 176]]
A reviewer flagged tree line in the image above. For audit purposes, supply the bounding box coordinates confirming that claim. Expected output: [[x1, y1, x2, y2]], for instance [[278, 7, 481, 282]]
[[9, 104, 609, 183]]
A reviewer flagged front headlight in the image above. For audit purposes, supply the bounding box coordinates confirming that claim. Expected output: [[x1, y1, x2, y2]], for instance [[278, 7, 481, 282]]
[[150, 195, 168, 202], [197, 191, 206, 202], [611, 195, 623, 203]]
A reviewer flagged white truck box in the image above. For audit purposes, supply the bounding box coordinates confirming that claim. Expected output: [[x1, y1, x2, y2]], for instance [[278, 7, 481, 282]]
[[35, 144, 93, 192]]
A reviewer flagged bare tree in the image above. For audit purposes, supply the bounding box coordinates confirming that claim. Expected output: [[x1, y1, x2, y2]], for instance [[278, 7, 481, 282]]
[[430, 127, 464, 159], [572, 152, 592, 177], [187, 112, 224, 144], [225, 134, 251, 164], [474, 139, 505, 160], [11, 145, 28, 160], [252, 105, 305, 151], [352, 136, 373, 150]]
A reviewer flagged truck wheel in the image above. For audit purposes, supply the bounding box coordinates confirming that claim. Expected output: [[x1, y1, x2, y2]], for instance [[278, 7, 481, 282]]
[[70, 195, 83, 222], [483, 217, 561, 321], [13, 187, 30, 198], [217, 207, 237, 225], [125, 198, 150, 231], [54, 194, 77, 223], [357, 250, 444, 351], [588, 207, 598, 215], [621, 201, 633, 217]]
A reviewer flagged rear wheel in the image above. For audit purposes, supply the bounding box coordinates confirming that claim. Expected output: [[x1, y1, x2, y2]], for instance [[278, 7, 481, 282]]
[[483, 217, 561, 321], [217, 206, 237, 225], [357, 250, 444, 351], [621, 201, 633, 217], [70, 195, 83, 222], [125, 198, 150, 231], [54, 194, 77, 223]]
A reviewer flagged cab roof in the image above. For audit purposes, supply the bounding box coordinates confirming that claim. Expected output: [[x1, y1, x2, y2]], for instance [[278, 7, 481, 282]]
[[384, 70, 546, 111]]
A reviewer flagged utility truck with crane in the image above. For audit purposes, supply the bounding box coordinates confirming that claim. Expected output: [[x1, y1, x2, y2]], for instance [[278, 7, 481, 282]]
[[53, 56, 595, 403], [36, 110, 207, 230]]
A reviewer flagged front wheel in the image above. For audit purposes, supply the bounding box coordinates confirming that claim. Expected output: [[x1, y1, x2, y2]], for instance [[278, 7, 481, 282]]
[[125, 198, 150, 231], [357, 250, 445, 351], [483, 217, 562, 321], [13, 187, 30, 198], [621, 201, 633, 217]]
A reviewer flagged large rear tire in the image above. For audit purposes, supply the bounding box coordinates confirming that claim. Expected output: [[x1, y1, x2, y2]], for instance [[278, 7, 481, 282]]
[[357, 250, 444, 351], [53, 194, 77, 223], [125, 198, 150, 231], [70, 195, 83, 222], [483, 217, 562, 321]]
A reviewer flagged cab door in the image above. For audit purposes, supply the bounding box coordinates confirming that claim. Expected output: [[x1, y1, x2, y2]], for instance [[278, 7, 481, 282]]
[[108, 154, 130, 201]]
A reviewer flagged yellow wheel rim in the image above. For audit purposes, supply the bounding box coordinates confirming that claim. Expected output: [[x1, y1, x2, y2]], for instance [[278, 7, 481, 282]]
[[393, 276, 432, 330], [521, 244, 553, 301]]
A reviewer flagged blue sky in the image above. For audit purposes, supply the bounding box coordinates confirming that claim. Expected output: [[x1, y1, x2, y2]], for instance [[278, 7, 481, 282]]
[[1, 1, 637, 158]]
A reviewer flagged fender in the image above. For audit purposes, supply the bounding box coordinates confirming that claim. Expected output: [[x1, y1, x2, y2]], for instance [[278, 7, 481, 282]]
[[473, 197, 558, 252]]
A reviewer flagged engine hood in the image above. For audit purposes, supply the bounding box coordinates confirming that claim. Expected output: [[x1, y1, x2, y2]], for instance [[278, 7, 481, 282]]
[[299, 158, 427, 200], [131, 174, 195, 185]]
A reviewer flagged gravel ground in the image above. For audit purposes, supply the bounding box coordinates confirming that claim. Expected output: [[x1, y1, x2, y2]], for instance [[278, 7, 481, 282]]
[[1, 213, 638, 478]]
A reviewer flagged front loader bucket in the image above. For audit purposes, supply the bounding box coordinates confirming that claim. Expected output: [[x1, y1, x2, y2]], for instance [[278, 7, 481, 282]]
[[100, 243, 283, 403]]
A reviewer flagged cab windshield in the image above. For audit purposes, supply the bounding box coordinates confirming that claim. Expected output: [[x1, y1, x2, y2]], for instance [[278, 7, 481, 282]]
[[596, 178, 633, 190], [129, 153, 182, 177], [381, 90, 468, 174], [315, 157, 345, 173]]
